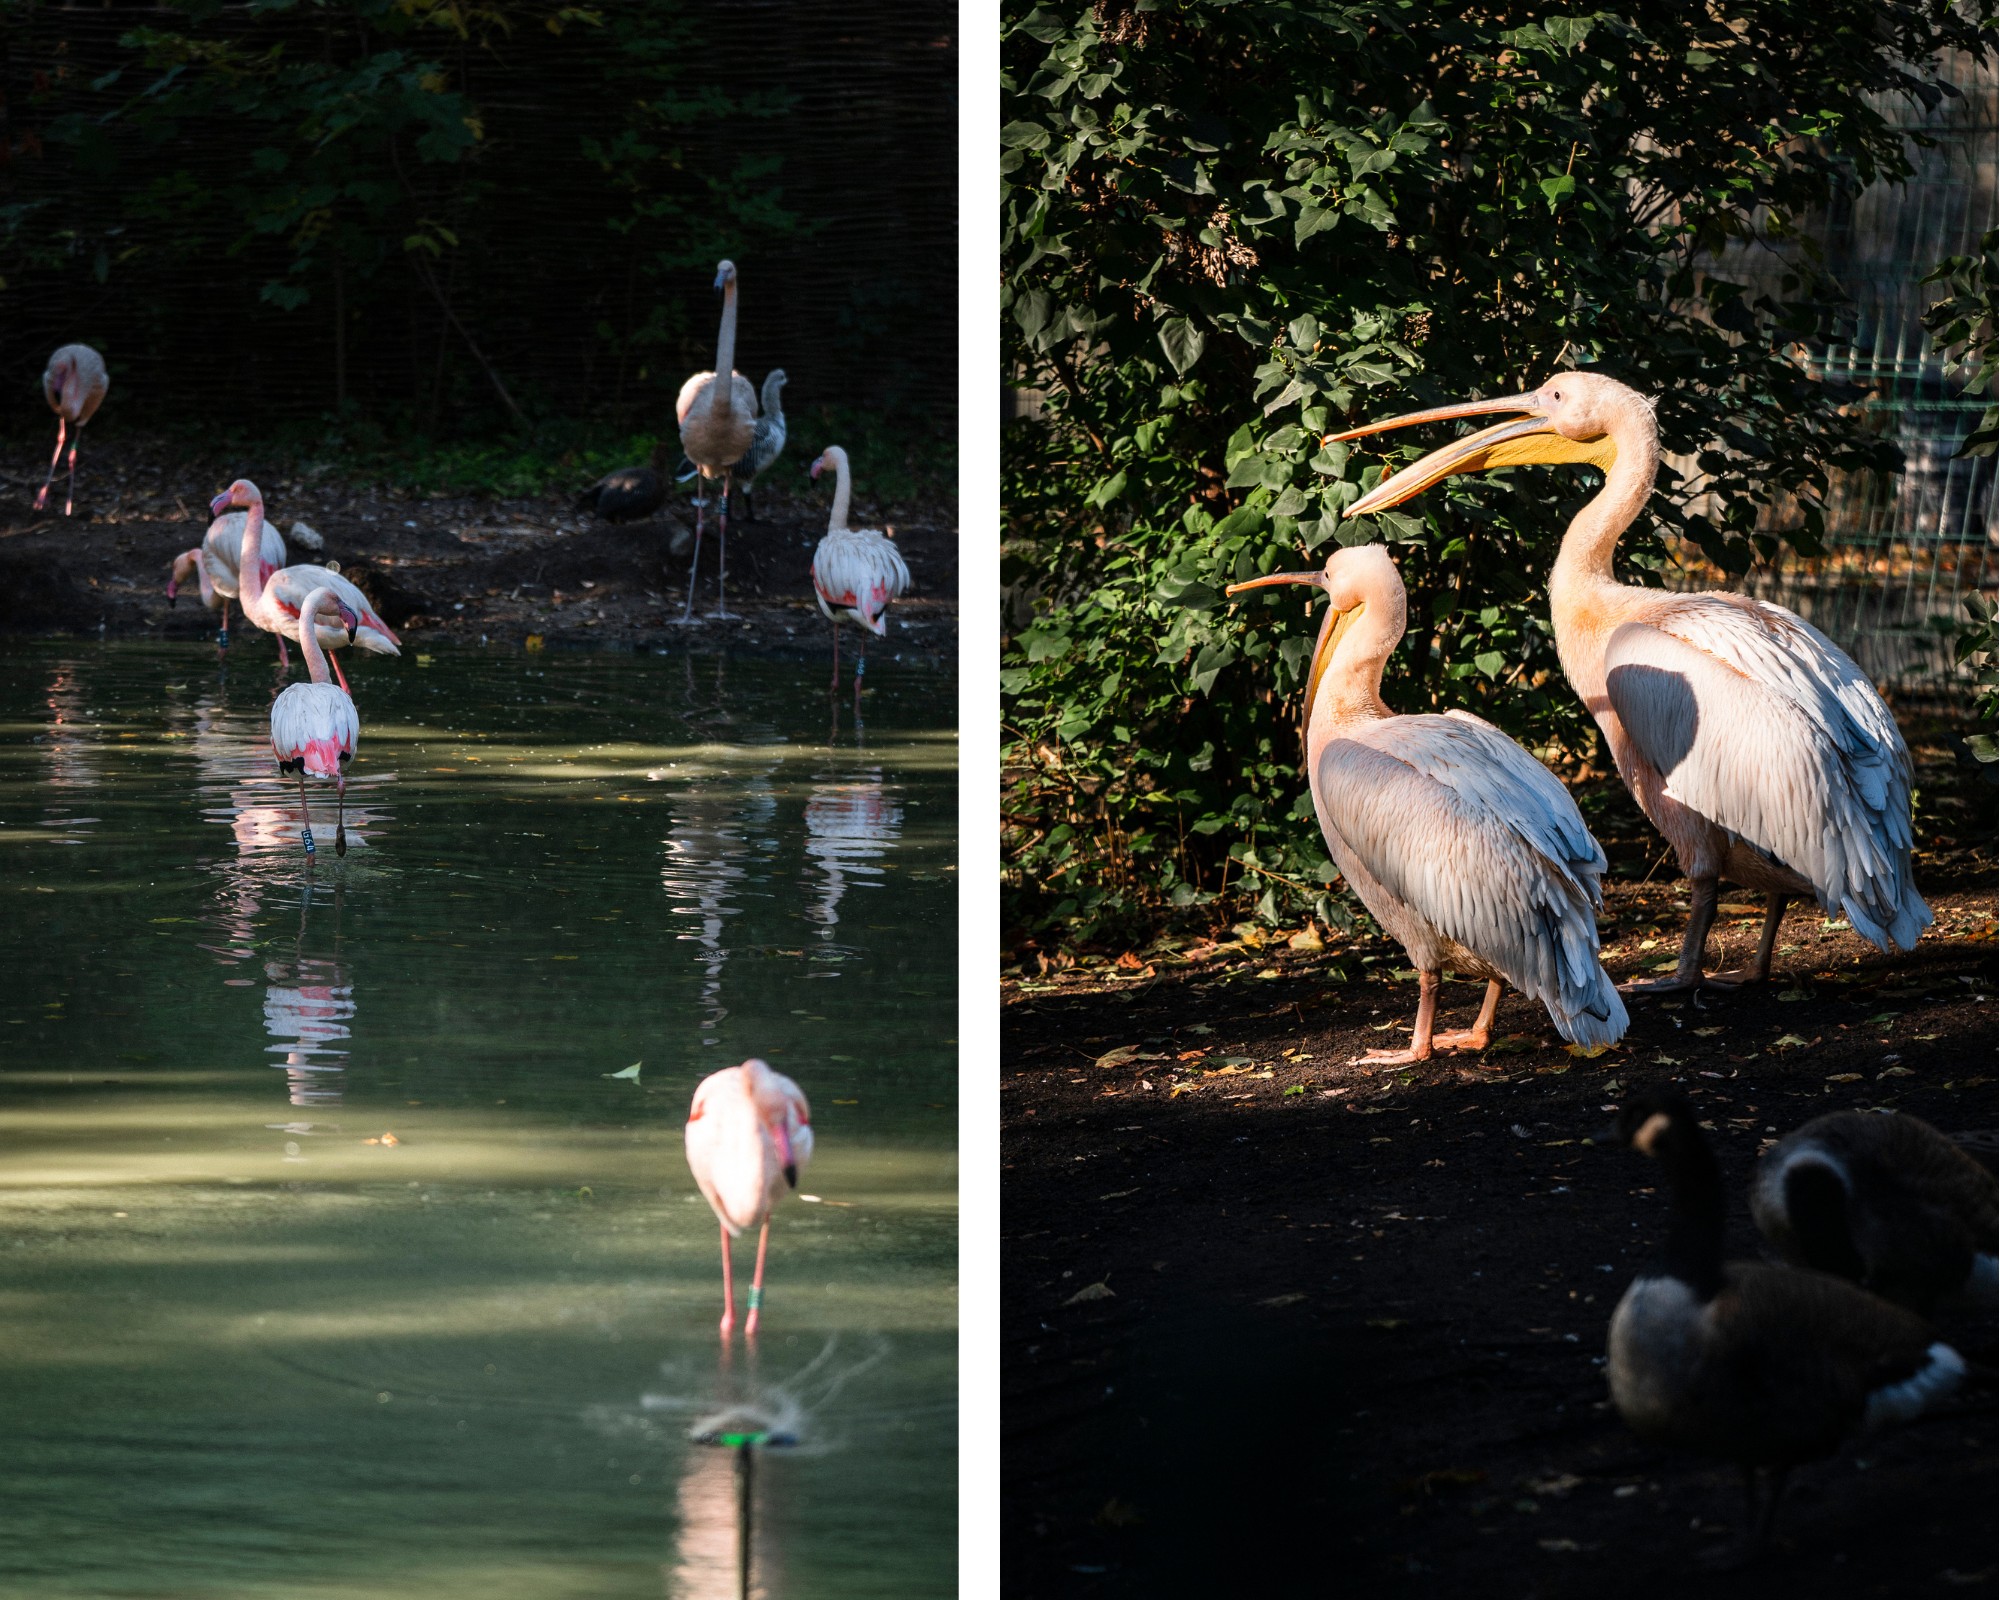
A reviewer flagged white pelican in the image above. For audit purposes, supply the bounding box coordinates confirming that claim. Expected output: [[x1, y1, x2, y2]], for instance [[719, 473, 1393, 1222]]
[[676, 260, 758, 622], [36, 344, 108, 515], [1333, 372, 1930, 991], [270, 585, 361, 858], [810, 445, 910, 698], [1227, 544, 1625, 1064], [211, 479, 401, 688], [684, 1058, 813, 1339], [168, 509, 287, 650]]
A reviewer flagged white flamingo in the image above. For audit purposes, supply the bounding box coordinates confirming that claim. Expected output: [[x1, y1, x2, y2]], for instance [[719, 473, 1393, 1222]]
[[270, 586, 362, 859], [684, 1058, 813, 1339], [35, 344, 109, 515], [676, 260, 758, 622], [1334, 372, 1931, 990], [211, 479, 401, 688], [168, 510, 287, 650], [809, 446, 910, 698]]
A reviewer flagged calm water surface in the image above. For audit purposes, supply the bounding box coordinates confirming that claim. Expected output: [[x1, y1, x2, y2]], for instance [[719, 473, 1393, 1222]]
[[0, 639, 957, 1598]]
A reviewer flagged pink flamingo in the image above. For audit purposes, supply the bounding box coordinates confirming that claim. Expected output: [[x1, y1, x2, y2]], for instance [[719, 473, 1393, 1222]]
[[210, 479, 401, 688], [270, 585, 362, 858], [168, 509, 287, 651], [809, 446, 909, 699], [675, 260, 757, 623], [684, 1058, 813, 1339], [35, 344, 109, 515]]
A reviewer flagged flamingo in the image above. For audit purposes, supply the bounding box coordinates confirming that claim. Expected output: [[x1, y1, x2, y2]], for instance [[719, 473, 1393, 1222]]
[[672, 369, 789, 521], [676, 260, 758, 623], [167, 509, 287, 651], [211, 479, 402, 689], [270, 585, 362, 858], [35, 344, 109, 515], [1226, 544, 1625, 1063], [809, 446, 910, 701], [684, 1058, 813, 1339], [1332, 372, 1930, 992]]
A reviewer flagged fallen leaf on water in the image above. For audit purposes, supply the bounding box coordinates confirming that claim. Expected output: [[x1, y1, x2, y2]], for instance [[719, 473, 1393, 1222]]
[[1064, 1281, 1115, 1305], [1826, 1073, 1863, 1083], [1257, 1293, 1307, 1308], [604, 1062, 642, 1080], [832, 1098, 859, 1105], [799, 1195, 822, 1203], [1566, 1042, 1613, 1059], [363, 1133, 401, 1146]]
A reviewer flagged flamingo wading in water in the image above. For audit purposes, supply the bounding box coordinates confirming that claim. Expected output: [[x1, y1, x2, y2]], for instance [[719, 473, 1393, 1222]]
[[1332, 372, 1930, 991], [810, 446, 910, 700], [211, 479, 401, 688], [1227, 544, 1626, 1063], [684, 1058, 813, 1339], [168, 510, 287, 651], [270, 585, 361, 858], [36, 344, 109, 515], [676, 260, 758, 623]]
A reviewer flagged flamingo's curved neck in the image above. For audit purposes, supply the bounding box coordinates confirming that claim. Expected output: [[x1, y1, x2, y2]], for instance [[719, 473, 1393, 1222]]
[[1303, 582, 1403, 769], [706, 279, 740, 419], [1548, 400, 1661, 697], [297, 588, 335, 686], [827, 452, 852, 532], [236, 496, 270, 607]]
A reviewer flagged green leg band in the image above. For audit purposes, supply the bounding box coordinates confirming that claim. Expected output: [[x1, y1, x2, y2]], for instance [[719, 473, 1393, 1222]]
[[747, 1286, 763, 1310]]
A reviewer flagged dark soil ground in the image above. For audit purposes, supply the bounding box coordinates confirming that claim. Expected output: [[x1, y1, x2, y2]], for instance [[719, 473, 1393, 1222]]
[[1002, 851, 1999, 1599], [0, 432, 957, 666]]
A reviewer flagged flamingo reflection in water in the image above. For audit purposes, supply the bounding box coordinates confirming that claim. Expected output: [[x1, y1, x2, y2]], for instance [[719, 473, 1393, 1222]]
[[803, 770, 903, 942], [262, 884, 355, 1107]]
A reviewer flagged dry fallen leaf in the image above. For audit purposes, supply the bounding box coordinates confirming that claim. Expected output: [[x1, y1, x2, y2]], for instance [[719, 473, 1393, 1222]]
[[1257, 1293, 1307, 1308], [1826, 1073, 1863, 1084], [1566, 1042, 1613, 1059], [1064, 1281, 1116, 1306]]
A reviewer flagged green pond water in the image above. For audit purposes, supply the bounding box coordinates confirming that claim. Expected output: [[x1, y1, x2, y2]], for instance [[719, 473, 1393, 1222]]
[[0, 639, 958, 1599]]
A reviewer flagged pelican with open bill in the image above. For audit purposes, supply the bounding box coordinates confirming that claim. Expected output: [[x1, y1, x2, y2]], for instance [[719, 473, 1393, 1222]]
[[1323, 372, 1929, 994]]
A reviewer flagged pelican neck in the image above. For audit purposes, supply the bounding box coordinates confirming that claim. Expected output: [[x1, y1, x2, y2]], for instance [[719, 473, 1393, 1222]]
[[1303, 596, 1400, 759], [1549, 407, 1659, 601]]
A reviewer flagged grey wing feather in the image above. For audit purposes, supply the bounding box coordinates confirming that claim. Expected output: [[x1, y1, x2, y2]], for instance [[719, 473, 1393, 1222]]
[[1605, 598, 1928, 950], [1318, 715, 1625, 1045]]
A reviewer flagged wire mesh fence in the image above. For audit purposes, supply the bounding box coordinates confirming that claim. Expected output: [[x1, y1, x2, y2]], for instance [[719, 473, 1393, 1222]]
[[1665, 48, 1995, 706], [0, 1, 956, 444]]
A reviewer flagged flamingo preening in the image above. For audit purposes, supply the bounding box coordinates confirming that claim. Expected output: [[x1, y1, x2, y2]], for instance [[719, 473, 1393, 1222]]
[[1333, 373, 1930, 992], [684, 1058, 813, 1339], [809, 446, 910, 700], [270, 585, 361, 858], [1227, 544, 1626, 1063], [211, 479, 402, 689], [676, 260, 758, 623], [35, 344, 109, 515], [167, 510, 287, 651]]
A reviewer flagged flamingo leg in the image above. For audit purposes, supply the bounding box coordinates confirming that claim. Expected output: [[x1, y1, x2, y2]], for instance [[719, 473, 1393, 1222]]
[[745, 1220, 770, 1339], [711, 470, 739, 619], [277, 632, 292, 675], [1432, 978, 1504, 1052], [329, 645, 351, 694], [718, 1221, 736, 1338], [297, 769, 316, 856], [217, 597, 231, 653], [677, 479, 707, 624], [854, 633, 866, 711], [34, 418, 66, 512], [334, 771, 348, 857], [1351, 969, 1439, 1066], [829, 617, 840, 691], [64, 427, 82, 517]]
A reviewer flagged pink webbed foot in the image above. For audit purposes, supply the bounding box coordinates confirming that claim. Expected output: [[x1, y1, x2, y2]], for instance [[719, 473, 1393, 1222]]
[[1429, 1029, 1493, 1052], [1349, 1046, 1429, 1068]]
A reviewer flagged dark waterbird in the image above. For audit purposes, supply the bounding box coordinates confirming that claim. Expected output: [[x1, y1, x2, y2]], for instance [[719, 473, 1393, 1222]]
[[576, 442, 672, 524]]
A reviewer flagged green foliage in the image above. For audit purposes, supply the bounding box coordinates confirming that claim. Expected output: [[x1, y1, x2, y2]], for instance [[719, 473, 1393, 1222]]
[[1000, 0, 1990, 950], [1920, 225, 1997, 458]]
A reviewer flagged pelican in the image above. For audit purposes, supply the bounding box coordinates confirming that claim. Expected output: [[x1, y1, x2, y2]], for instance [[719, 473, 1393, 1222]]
[[36, 344, 109, 516], [676, 260, 758, 623], [684, 1058, 813, 1339], [1332, 372, 1930, 991], [810, 445, 910, 699], [1226, 544, 1625, 1064], [270, 585, 361, 858], [168, 509, 287, 651]]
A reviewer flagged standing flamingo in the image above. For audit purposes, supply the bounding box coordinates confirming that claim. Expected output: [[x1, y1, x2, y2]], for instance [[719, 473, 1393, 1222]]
[[684, 1058, 813, 1339], [270, 586, 361, 858], [676, 260, 758, 623], [211, 479, 401, 688], [809, 446, 910, 701], [1333, 372, 1930, 991], [35, 344, 109, 515], [167, 509, 287, 651], [1226, 544, 1626, 1063]]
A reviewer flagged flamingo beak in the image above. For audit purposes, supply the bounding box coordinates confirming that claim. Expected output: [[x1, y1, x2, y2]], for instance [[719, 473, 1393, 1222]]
[[209, 490, 232, 517], [783, 1162, 798, 1188], [167, 581, 179, 605], [810, 457, 824, 481]]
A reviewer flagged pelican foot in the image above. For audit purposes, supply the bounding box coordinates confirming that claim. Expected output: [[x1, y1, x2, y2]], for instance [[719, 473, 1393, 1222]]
[[1700, 966, 1771, 988], [1617, 970, 1754, 996], [1349, 1046, 1428, 1067], [1429, 1029, 1492, 1052]]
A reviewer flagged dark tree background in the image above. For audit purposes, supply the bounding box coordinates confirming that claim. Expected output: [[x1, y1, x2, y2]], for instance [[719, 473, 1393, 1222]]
[[0, 0, 955, 449]]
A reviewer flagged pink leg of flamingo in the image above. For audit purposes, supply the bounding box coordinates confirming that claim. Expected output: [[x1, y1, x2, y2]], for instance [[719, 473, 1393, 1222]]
[[718, 1221, 737, 1336], [745, 1221, 771, 1339], [34, 418, 67, 513]]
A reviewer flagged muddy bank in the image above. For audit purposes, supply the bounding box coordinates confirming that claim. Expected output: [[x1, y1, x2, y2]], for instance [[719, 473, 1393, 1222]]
[[1001, 874, 1998, 1598], [0, 434, 957, 666]]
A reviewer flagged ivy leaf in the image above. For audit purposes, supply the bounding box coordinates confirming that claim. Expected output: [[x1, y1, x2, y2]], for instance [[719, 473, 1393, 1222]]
[[1538, 174, 1577, 211]]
